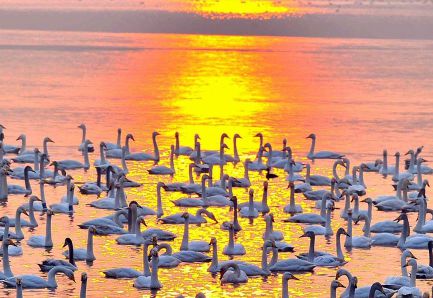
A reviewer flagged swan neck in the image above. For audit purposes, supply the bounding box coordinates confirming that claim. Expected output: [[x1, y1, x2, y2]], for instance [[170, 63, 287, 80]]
[[233, 137, 239, 161], [143, 242, 151, 276], [24, 168, 31, 192], [151, 255, 159, 287], [363, 216, 371, 237], [308, 137, 315, 156], [86, 230, 95, 261], [336, 231, 344, 259], [46, 213, 53, 247], [180, 217, 189, 250], [228, 227, 234, 249], [282, 277, 289, 298], [307, 235, 315, 262], [80, 278, 87, 298], [345, 214, 352, 247], [152, 134, 160, 162], [156, 185, 163, 218]]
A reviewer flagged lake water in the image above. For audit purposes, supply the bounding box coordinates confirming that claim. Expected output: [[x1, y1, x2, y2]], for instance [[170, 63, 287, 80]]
[[1, 2, 433, 297]]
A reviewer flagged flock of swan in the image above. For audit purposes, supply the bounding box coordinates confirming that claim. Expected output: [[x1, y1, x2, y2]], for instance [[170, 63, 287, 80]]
[[0, 124, 433, 297]]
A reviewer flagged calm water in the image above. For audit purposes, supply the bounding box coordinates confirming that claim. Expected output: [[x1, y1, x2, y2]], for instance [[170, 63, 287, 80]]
[[1, 26, 433, 297]]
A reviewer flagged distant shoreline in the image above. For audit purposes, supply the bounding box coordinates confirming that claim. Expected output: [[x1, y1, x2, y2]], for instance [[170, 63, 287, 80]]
[[1, 9, 433, 40]]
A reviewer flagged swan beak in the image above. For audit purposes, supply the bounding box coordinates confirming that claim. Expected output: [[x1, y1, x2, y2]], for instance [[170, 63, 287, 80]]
[[336, 281, 346, 288], [30, 168, 36, 173], [71, 274, 76, 283], [404, 151, 411, 155], [48, 138, 54, 143], [141, 219, 147, 227], [9, 240, 17, 247], [22, 209, 29, 216], [16, 136, 21, 141], [299, 233, 307, 238], [290, 275, 299, 280]]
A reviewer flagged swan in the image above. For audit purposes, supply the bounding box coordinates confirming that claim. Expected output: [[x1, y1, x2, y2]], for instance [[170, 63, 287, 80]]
[[347, 165, 367, 196], [336, 269, 395, 298], [62, 229, 98, 262], [179, 163, 202, 194], [379, 149, 396, 176], [373, 178, 407, 205], [116, 216, 147, 245], [285, 193, 330, 224], [208, 237, 273, 276], [220, 262, 248, 284], [232, 159, 251, 188], [221, 196, 242, 231], [77, 124, 94, 152], [238, 181, 270, 213], [88, 177, 129, 210], [263, 213, 284, 241], [306, 133, 344, 160], [0, 239, 17, 279], [38, 237, 77, 272], [349, 212, 372, 248], [375, 180, 411, 211], [104, 128, 122, 151], [282, 272, 299, 298], [50, 183, 75, 214], [189, 142, 210, 174], [223, 224, 246, 256], [304, 203, 333, 236], [174, 132, 197, 156], [7, 165, 34, 195], [199, 133, 229, 158], [27, 209, 54, 248], [283, 182, 303, 214], [179, 213, 211, 252], [330, 279, 346, 298], [15, 134, 33, 156], [416, 241, 433, 278], [172, 174, 208, 207], [133, 248, 163, 289], [311, 228, 349, 267], [393, 152, 414, 182], [42, 161, 68, 185], [249, 145, 267, 171], [3, 266, 75, 289], [396, 213, 433, 249], [396, 258, 423, 297], [106, 133, 134, 159], [269, 240, 316, 272], [79, 167, 107, 195], [202, 143, 229, 166], [12, 137, 54, 162], [0, 217, 22, 256], [239, 189, 259, 218], [147, 144, 175, 175], [1, 207, 29, 241], [0, 125, 20, 154], [172, 248, 211, 263], [79, 209, 127, 235], [294, 164, 312, 193], [222, 133, 241, 164], [159, 208, 217, 225], [283, 147, 303, 172], [383, 250, 417, 289], [56, 139, 92, 171], [126, 131, 160, 162], [363, 199, 403, 234], [104, 239, 152, 279], [407, 150, 433, 174], [204, 168, 230, 197], [263, 138, 287, 159], [263, 143, 284, 168], [151, 241, 181, 268]]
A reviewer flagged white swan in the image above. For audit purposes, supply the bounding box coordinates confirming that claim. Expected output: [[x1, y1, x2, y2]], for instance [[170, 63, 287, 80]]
[[27, 210, 54, 248], [383, 250, 417, 289], [416, 241, 433, 278], [77, 124, 94, 152], [126, 131, 160, 162], [202, 143, 229, 166], [148, 144, 175, 175], [174, 132, 197, 156], [396, 213, 433, 249], [282, 272, 299, 298], [249, 145, 267, 171], [379, 149, 395, 175], [106, 133, 134, 159], [393, 152, 414, 182], [239, 189, 259, 218], [232, 159, 251, 188], [223, 224, 246, 256], [220, 262, 248, 284], [56, 139, 92, 171], [263, 213, 284, 242], [269, 240, 316, 272], [104, 128, 122, 151], [221, 196, 242, 231], [0, 217, 22, 256], [304, 203, 333, 236], [347, 165, 367, 196], [179, 213, 210, 252], [104, 239, 152, 279], [7, 165, 34, 195], [50, 183, 75, 214], [294, 164, 312, 193], [79, 167, 106, 196], [133, 248, 163, 289], [63, 228, 98, 262], [116, 216, 147, 245], [151, 240, 181, 268], [285, 193, 330, 224], [238, 181, 270, 213], [306, 133, 344, 160], [396, 258, 423, 297], [3, 266, 75, 289], [283, 182, 303, 214], [0, 238, 17, 279]]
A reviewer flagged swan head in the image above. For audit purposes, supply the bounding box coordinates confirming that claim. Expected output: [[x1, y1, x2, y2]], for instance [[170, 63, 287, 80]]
[[417, 146, 424, 154], [374, 159, 383, 167], [18, 206, 29, 217], [287, 182, 294, 189], [350, 276, 358, 288], [230, 196, 238, 204], [138, 216, 147, 227], [126, 133, 135, 141], [337, 227, 350, 237], [423, 180, 430, 188], [209, 237, 217, 245], [403, 258, 417, 269], [394, 213, 408, 223], [221, 133, 229, 139], [100, 142, 107, 149], [254, 133, 263, 138], [5, 239, 17, 247], [354, 214, 368, 225], [46, 209, 55, 216], [40, 153, 49, 163], [128, 201, 142, 209], [16, 134, 25, 141], [152, 131, 160, 137], [249, 188, 254, 196], [84, 139, 93, 145], [405, 149, 414, 156], [0, 215, 9, 224], [181, 212, 189, 219], [234, 133, 241, 139], [81, 272, 87, 282], [283, 272, 299, 281], [350, 194, 359, 203], [0, 124, 5, 129], [402, 249, 417, 260], [361, 197, 373, 204], [44, 137, 54, 143], [221, 143, 229, 150], [203, 210, 218, 223], [428, 241, 433, 251], [262, 143, 272, 152], [299, 231, 315, 239], [15, 277, 22, 286], [89, 226, 99, 235], [34, 148, 39, 153], [335, 159, 346, 168], [24, 165, 36, 173], [62, 237, 73, 248], [77, 124, 86, 130], [61, 268, 76, 283], [219, 262, 239, 279], [150, 235, 158, 246], [306, 133, 316, 139], [395, 152, 400, 157], [335, 268, 352, 281], [330, 280, 346, 290]]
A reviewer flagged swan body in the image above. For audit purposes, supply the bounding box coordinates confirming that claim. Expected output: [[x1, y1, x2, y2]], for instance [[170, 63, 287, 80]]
[[2, 267, 75, 289]]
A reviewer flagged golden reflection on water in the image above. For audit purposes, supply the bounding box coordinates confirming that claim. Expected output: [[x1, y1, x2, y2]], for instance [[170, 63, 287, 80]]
[[0, 30, 433, 297]]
